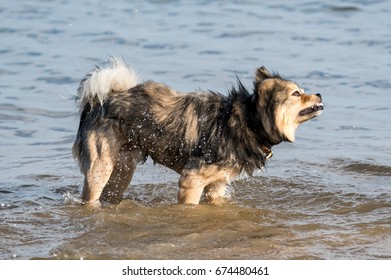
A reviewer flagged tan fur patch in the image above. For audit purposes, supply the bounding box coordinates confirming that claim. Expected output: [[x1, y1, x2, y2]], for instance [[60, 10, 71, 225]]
[[83, 131, 115, 204], [147, 82, 200, 146], [178, 164, 239, 204], [275, 105, 299, 142], [183, 103, 199, 143]]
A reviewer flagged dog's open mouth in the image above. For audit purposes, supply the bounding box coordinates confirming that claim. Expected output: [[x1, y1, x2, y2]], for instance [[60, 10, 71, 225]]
[[299, 102, 324, 116]]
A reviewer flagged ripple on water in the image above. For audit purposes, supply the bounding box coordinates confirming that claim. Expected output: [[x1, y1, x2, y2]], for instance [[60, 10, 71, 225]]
[[331, 158, 391, 177], [49, 201, 300, 260]]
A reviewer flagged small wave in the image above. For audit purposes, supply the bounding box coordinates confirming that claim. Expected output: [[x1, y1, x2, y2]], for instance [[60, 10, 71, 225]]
[[365, 80, 391, 89], [305, 71, 346, 80], [0, 202, 12, 209], [345, 163, 391, 177], [143, 43, 188, 50], [16, 174, 62, 181], [0, 103, 73, 119], [332, 158, 391, 177], [63, 192, 83, 205], [36, 76, 78, 85], [217, 30, 268, 38], [329, 202, 391, 215], [328, 6, 361, 12]]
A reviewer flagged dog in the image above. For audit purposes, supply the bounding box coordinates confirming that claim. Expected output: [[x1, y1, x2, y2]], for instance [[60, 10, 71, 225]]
[[73, 58, 323, 206]]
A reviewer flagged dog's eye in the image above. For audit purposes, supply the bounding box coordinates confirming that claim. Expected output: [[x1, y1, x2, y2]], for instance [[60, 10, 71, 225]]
[[292, 91, 301, 97]]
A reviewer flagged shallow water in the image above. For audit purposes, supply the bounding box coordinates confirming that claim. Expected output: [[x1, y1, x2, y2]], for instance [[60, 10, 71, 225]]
[[1, 0, 391, 259]]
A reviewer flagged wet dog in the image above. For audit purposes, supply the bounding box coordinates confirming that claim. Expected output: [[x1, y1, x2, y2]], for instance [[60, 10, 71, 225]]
[[73, 58, 323, 206]]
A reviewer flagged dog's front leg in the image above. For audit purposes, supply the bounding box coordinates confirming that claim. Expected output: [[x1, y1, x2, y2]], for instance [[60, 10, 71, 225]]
[[177, 158, 237, 205], [204, 183, 227, 205], [177, 157, 206, 204], [177, 169, 205, 204]]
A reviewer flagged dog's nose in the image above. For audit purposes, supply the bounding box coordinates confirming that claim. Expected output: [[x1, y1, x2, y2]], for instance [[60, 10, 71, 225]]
[[316, 93, 322, 101]]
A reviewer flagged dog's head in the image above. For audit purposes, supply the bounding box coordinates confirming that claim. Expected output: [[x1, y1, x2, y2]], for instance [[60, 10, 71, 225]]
[[254, 67, 323, 143]]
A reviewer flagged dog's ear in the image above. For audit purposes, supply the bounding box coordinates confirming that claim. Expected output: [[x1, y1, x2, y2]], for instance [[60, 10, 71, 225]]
[[255, 66, 273, 83]]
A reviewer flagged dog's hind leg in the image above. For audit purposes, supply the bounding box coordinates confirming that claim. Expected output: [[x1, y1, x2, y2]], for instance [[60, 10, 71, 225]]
[[81, 132, 116, 206], [100, 150, 138, 204]]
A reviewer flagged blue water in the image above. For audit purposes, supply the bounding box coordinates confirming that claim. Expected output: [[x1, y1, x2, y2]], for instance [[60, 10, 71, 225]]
[[1, 0, 391, 259]]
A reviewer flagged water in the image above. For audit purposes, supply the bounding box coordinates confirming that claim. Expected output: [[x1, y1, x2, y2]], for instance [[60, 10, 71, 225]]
[[1, 0, 391, 259]]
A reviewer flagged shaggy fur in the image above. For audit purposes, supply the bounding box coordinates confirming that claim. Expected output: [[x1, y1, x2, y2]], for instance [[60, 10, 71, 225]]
[[73, 58, 323, 206]]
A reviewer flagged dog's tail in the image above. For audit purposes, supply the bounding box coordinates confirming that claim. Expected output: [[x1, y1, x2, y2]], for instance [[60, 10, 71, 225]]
[[76, 57, 139, 110]]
